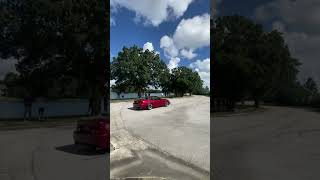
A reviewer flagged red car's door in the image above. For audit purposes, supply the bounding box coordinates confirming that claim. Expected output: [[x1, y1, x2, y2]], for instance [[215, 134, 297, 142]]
[[159, 98, 166, 106], [150, 96, 161, 107]]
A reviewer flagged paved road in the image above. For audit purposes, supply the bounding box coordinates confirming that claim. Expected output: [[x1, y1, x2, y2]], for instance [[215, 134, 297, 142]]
[[110, 96, 210, 179], [0, 126, 108, 180], [213, 106, 320, 180]]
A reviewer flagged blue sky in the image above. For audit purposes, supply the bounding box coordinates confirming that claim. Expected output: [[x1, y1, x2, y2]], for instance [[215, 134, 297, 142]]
[[110, 0, 210, 87], [214, 0, 320, 85]]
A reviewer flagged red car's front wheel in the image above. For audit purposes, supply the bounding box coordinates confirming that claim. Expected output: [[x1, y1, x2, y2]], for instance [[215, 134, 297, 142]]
[[165, 101, 169, 107], [147, 104, 153, 110]]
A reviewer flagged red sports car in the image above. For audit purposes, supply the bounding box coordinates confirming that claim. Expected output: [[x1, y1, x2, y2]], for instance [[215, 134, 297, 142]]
[[73, 116, 109, 150], [133, 96, 170, 110]]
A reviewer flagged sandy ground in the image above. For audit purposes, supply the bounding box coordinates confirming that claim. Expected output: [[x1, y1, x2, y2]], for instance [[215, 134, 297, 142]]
[[110, 96, 210, 179]]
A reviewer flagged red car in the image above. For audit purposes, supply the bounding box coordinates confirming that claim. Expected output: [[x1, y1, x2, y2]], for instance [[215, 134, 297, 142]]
[[133, 96, 170, 110], [73, 116, 109, 150]]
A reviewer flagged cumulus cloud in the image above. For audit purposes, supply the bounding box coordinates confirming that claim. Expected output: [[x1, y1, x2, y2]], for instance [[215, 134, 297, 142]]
[[110, 79, 116, 86], [180, 49, 197, 59], [190, 58, 210, 87], [110, 17, 116, 26], [160, 13, 210, 60], [160, 35, 179, 58], [190, 58, 210, 72], [143, 42, 160, 55], [110, 0, 193, 26], [143, 42, 154, 52], [255, 0, 320, 85], [173, 13, 210, 50], [255, 0, 320, 35], [167, 57, 181, 70], [272, 21, 286, 32]]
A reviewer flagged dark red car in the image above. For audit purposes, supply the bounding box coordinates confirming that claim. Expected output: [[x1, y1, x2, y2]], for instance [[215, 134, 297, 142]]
[[73, 116, 109, 150], [133, 96, 170, 110]]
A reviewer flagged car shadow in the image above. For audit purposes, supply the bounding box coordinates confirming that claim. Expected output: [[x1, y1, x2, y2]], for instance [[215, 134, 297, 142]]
[[127, 107, 143, 111], [55, 144, 109, 155]]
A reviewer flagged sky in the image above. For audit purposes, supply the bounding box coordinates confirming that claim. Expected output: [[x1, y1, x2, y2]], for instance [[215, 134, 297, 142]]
[[213, 0, 320, 86], [110, 0, 211, 88]]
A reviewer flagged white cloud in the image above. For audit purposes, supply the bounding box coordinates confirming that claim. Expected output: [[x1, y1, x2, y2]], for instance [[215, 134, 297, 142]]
[[160, 35, 179, 58], [110, 79, 116, 86], [110, 0, 193, 26], [255, 0, 320, 35], [160, 14, 210, 60], [190, 58, 210, 87], [180, 49, 197, 59], [143, 42, 154, 52], [272, 21, 286, 32], [110, 17, 116, 26], [167, 57, 181, 70], [255, 0, 320, 85], [173, 13, 210, 50]]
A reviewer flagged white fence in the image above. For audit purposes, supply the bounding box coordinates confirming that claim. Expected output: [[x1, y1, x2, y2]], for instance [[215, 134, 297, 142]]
[[0, 98, 106, 119]]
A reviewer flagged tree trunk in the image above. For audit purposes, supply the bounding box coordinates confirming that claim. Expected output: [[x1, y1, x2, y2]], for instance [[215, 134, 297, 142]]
[[90, 85, 102, 116]]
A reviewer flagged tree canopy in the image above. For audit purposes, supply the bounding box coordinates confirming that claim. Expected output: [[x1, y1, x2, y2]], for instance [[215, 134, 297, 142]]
[[212, 15, 304, 108], [0, 0, 109, 114], [111, 46, 169, 96], [111, 45, 204, 97]]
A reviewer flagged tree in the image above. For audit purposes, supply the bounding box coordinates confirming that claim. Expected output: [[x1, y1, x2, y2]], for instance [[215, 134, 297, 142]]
[[111, 46, 168, 97], [212, 15, 301, 108], [170, 66, 203, 97], [304, 77, 318, 95], [0, 0, 108, 115]]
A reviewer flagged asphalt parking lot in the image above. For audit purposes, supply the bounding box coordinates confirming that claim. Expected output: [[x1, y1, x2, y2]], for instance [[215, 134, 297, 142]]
[[0, 126, 108, 180], [110, 96, 210, 179], [213, 106, 320, 180]]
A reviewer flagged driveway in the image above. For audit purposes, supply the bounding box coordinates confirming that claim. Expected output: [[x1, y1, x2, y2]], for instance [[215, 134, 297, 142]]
[[110, 96, 210, 179], [213, 106, 320, 180], [0, 126, 108, 180]]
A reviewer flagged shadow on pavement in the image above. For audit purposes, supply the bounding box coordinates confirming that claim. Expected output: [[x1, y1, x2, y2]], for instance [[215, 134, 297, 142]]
[[127, 107, 142, 111], [55, 144, 109, 155]]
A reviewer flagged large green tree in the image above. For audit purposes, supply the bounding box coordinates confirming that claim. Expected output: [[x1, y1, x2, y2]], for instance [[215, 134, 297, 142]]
[[111, 46, 169, 97], [0, 0, 108, 115], [170, 66, 203, 97], [212, 15, 300, 108]]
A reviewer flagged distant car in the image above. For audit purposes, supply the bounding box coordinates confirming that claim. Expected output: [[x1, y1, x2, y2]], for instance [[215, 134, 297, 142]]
[[73, 116, 109, 151], [133, 96, 170, 110]]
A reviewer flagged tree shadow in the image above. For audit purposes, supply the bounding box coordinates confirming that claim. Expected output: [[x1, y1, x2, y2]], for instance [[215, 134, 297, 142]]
[[55, 144, 109, 155]]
